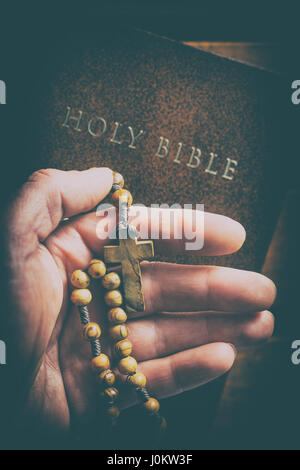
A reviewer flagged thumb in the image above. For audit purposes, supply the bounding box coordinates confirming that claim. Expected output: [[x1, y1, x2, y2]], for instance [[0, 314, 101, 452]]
[[7, 167, 113, 247]]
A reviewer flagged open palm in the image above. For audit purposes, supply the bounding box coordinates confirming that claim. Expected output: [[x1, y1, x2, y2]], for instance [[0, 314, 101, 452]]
[[2, 168, 276, 443]]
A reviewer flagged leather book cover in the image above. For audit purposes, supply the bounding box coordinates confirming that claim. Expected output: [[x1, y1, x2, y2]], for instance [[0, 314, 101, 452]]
[[31, 28, 286, 272], [16, 27, 287, 448]]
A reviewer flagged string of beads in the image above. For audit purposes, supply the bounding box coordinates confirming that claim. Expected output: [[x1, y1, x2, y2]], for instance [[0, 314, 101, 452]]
[[70, 265, 120, 424], [70, 171, 166, 432]]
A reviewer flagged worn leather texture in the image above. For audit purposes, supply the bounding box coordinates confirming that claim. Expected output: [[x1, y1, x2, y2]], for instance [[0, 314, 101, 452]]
[[28, 28, 286, 448]]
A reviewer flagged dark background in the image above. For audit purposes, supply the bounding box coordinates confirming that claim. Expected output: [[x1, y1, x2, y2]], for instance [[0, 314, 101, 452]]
[[0, 1, 297, 77], [1, 0, 299, 200], [0, 0, 298, 42]]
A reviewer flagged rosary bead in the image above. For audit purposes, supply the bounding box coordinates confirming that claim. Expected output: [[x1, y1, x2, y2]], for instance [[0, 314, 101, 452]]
[[99, 369, 116, 386], [71, 288, 92, 306], [127, 372, 147, 388], [109, 324, 129, 341], [82, 322, 101, 341], [104, 289, 123, 307], [101, 387, 119, 401], [114, 339, 132, 358], [111, 189, 133, 207], [102, 272, 121, 290], [118, 356, 137, 374], [107, 406, 120, 419], [71, 270, 90, 289], [92, 354, 110, 372], [113, 172, 125, 188], [88, 259, 106, 279], [143, 398, 160, 413], [107, 307, 127, 325]]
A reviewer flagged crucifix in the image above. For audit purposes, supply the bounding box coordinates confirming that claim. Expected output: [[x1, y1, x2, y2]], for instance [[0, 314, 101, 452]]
[[70, 172, 165, 430], [104, 237, 154, 314], [104, 189, 154, 313]]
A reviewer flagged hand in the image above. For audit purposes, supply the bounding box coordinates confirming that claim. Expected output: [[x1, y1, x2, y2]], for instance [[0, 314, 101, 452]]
[[1, 168, 276, 440]]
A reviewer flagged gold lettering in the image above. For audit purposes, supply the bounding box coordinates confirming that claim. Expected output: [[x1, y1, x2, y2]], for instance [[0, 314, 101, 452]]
[[62, 106, 83, 132], [61, 105, 240, 182], [174, 142, 183, 164], [111, 122, 123, 145], [205, 153, 218, 175], [156, 137, 170, 158], [128, 127, 145, 149], [222, 158, 238, 180], [186, 147, 201, 169], [88, 117, 107, 137]]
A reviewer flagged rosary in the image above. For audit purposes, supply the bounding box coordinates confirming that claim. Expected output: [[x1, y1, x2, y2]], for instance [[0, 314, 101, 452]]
[[70, 171, 166, 434]]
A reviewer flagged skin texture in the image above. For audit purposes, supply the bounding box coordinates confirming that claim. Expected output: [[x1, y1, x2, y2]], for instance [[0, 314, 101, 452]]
[[1, 167, 276, 441]]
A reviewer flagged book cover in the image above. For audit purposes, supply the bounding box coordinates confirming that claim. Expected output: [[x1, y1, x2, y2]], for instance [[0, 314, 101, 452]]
[[29, 28, 287, 274]]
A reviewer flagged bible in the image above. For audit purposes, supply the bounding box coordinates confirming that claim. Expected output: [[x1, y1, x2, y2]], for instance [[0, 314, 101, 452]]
[[23, 27, 287, 448], [33, 28, 286, 272]]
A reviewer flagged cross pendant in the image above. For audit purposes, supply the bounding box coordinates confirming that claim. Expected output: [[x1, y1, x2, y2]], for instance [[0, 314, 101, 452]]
[[104, 236, 154, 314]]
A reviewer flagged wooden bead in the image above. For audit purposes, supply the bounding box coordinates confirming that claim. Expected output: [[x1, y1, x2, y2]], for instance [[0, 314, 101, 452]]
[[111, 189, 133, 207], [144, 398, 160, 413], [102, 272, 121, 290], [101, 387, 119, 401], [88, 259, 106, 279], [70, 288, 92, 306], [104, 290, 123, 307], [114, 339, 132, 358], [92, 354, 110, 372], [71, 270, 90, 288], [107, 406, 120, 419], [83, 322, 101, 341], [118, 356, 137, 374], [98, 369, 116, 386], [109, 324, 129, 341], [127, 372, 147, 388], [107, 307, 127, 325], [113, 172, 125, 188]]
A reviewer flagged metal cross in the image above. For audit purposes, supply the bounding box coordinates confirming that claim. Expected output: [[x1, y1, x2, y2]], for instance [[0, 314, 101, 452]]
[[104, 236, 154, 313]]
